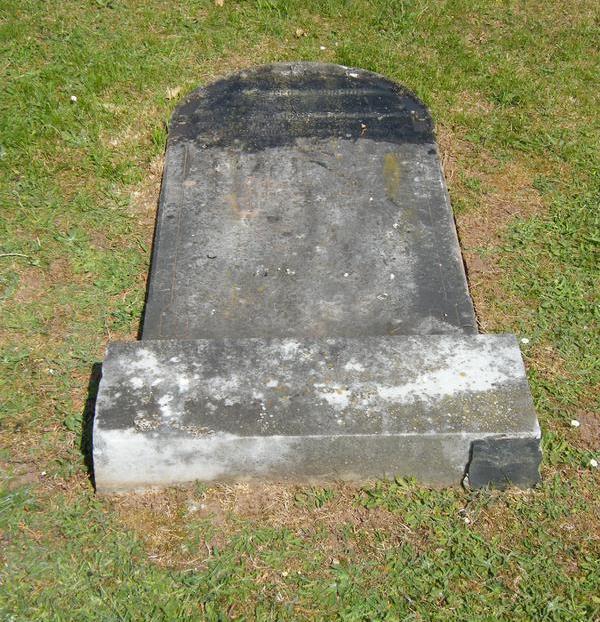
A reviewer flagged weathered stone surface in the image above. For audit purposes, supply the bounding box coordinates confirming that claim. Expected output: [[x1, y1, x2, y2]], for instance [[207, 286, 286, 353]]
[[92, 62, 541, 491], [142, 63, 476, 340], [93, 334, 540, 492], [467, 437, 542, 489]]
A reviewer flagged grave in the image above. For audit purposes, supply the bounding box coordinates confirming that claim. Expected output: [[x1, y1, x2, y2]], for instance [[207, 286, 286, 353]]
[[93, 63, 541, 492]]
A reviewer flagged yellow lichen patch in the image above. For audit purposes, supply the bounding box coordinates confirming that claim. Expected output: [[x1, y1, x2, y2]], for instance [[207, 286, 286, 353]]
[[383, 152, 401, 201]]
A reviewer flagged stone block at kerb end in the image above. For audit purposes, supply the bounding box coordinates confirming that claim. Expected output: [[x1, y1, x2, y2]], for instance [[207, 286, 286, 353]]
[[92, 334, 541, 492], [467, 437, 542, 489]]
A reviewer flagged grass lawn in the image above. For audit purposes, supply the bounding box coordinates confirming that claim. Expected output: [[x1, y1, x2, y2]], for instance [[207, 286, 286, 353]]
[[1, 0, 599, 619]]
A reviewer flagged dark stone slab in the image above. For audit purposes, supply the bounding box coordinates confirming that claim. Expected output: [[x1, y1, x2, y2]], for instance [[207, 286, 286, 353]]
[[142, 62, 476, 340], [467, 438, 542, 489], [92, 334, 540, 492]]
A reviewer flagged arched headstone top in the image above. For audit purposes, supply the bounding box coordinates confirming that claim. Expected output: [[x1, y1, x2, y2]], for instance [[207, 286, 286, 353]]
[[169, 62, 433, 151]]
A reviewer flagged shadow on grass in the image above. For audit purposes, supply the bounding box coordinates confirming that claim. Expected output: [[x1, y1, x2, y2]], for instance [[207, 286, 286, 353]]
[[81, 362, 102, 490], [136, 142, 165, 340]]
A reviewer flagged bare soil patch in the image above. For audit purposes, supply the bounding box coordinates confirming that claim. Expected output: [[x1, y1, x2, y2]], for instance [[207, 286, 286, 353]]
[[577, 406, 600, 451]]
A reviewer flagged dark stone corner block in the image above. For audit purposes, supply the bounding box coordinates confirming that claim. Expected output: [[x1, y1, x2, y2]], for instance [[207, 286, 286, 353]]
[[467, 437, 542, 489]]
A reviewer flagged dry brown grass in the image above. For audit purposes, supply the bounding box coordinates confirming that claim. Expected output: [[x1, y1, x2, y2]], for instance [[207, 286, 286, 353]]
[[111, 482, 414, 569], [437, 126, 547, 332]]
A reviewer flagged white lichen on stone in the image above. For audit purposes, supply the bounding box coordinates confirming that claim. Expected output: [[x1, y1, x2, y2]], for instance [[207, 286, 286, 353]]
[[279, 340, 301, 359], [344, 360, 365, 372], [314, 383, 351, 411]]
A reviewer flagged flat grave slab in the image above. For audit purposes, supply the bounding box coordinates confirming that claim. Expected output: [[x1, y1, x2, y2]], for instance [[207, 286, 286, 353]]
[[142, 63, 476, 339], [93, 62, 541, 492]]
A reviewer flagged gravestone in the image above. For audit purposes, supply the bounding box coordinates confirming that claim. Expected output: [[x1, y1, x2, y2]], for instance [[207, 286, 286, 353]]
[[93, 63, 541, 492]]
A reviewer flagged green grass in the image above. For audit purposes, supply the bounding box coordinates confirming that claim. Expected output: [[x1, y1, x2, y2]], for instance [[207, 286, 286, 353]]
[[1, 0, 599, 619]]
